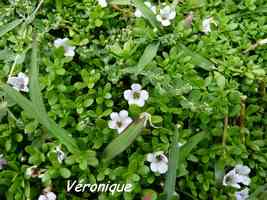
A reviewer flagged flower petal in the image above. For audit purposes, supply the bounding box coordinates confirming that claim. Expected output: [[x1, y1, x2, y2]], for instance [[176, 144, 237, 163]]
[[234, 165, 251, 176], [157, 162, 168, 174], [119, 110, 129, 119], [134, 98, 145, 107], [134, 9, 142, 17], [146, 153, 156, 162], [169, 10, 176, 20], [46, 192, 57, 200], [150, 162, 159, 173], [38, 195, 47, 200], [140, 90, 149, 100], [131, 83, 142, 91], [123, 117, 133, 127], [64, 46, 75, 57], [54, 38, 65, 48], [124, 90, 132, 101], [108, 120, 118, 129], [161, 19, 171, 26], [110, 112, 119, 120]]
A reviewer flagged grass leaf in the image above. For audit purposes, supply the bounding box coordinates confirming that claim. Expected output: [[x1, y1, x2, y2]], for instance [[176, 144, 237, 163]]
[[30, 35, 47, 119], [178, 43, 215, 71], [163, 126, 180, 200], [110, 0, 131, 5], [1, 84, 79, 153], [132, 0, 160, 29], [0, 19, 23, 38], [179, 132, 206, 164], [102, 115, 146, 162], [124, 42, 159, 75], [30, 34, 48, 121]]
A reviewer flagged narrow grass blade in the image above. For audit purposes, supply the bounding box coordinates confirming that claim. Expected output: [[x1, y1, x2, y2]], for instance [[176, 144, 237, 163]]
[[132, 0, 160, 29], [1, 84, 39, 118], [29, 35, 47, 119], [47, 120, 79, 154], [178, 43, 215, 71], [110, 0, 131, 5], [0, 19, 23, 38], [179, 132, 206, 163], [1, 84, 79, 153], [250, 184, 267, 200], [164, 126, 179, 200], [124, 42, 159, 75], [102, 115, 146, 162]]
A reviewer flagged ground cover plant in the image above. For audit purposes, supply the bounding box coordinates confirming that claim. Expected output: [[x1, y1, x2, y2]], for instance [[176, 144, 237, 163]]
[[0, 0, 267, 199]]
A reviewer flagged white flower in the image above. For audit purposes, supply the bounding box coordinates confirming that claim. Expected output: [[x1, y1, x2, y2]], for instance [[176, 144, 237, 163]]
[[134, 1, 156, 17], [124, 83, 149, 107], [223, 165, 251, 189], [54, 38, 75, 57], [108, 110, 133, 133], [156, 5, 176, 26], [55, 146, 65, 164], [97, 0, 107, 7], [38, 192, 57, 200], [202, 17, 217, 34], [235, 188, 249, 200], [26, 166, 45, 178], [223, 170, 243, 189], [0, 154, 7, 170], [146, 151, 168, 174], [7, 72, 29, 92]]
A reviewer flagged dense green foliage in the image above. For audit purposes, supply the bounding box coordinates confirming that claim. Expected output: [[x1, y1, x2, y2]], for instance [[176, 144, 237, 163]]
[[0, 0, 266, 199]]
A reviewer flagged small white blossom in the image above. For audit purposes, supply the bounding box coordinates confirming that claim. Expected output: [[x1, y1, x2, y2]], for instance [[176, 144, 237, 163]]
[[38, 192, 56, 200], [0, 154, 7, 170], [54, 38, 75, 57], [146, 151, 168, 174], [97, 0, 107, 7], [124, 83, 149, 107], [135, 1, 156, 17], [202, 17, 217, 34], [156, 5, 176, 26], [7, 72, 29, 92], [55, 146, 65, 164], [223, 165, 251, 189], [235, 188, 249, 200], [26, 166, 46, 178], [108, 110, 133, 133]]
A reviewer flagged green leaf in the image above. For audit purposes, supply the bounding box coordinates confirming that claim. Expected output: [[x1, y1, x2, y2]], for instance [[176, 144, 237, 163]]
[[0, 19, 23, 38], [178, 43, 215, 71], [29, 35, 48, 119], [250, 184, 267, 200], [124, 42, 159, 75], [59, 168, 71, 178], [132, 0, 160, 28], [102, 115, 146, 162], [179, 132, 206, 166], [214, 71, 226, 89], [163, 126, 179, 200], [1, 84, 79, 154]]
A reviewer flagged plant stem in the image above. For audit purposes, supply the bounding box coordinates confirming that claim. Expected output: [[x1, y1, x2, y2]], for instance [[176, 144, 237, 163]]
[[222, 115, 228, 156], [259, 80, 266, 97], [240, 96, 246, 144]]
